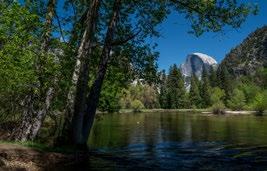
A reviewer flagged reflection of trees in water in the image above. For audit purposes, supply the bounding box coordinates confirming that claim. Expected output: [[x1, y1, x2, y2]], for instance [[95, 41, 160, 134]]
[[191, 115, 212, 141], [159, 113, 194, 142], [126, 113, 145, 145], [190, 115, 267, 145], [88, 114, 131, 148], [142, 114, 162, 160], [89, 113, 267, 150]]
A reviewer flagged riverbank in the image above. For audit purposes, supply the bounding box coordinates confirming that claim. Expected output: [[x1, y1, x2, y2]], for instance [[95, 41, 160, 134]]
[[98, 108, 209, 114], [0, 143, 88, 171], [98, 108, 260, 115], [201, 110, 259, 115]]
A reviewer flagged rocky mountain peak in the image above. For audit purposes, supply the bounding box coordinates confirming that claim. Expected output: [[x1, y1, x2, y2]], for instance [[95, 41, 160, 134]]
[[180, 52, 217, 90], [181, 52, 217, 78]]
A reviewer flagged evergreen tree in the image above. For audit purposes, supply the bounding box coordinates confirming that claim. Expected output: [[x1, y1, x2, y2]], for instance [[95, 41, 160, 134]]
[[159, 70, 168, 109], [189, 74, 202, 108], [217, 66, 233, 104], [209, 66, 217, 87], [200, 68, 212, 108], [165, 65, 187, 109], [164, 66, 174, 109], [166, 65, 178, 108], [177, 75, 188, 108]]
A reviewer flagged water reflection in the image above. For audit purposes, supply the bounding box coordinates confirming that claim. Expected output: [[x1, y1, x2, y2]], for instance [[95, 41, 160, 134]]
[[86, 113, 267, 170]]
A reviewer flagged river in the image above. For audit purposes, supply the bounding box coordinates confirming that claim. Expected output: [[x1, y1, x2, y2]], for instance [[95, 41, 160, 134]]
[[65, 112, 267, 170]]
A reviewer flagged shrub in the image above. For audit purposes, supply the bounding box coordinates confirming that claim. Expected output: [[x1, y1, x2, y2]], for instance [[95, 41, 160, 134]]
[[131, 100, 144, 113], [211, 101, 226, 115], [251, 90, 267, 115], [210, 87, 226, 114], [227, 88, 246, 110], [210, 87, 225, 104]]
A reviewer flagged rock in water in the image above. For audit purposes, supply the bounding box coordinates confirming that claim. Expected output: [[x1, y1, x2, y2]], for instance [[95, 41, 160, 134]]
[[181, 52, 217, 89]]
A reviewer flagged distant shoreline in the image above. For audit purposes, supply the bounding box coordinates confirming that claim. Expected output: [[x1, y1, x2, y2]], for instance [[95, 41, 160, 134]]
[[97, 109, 260, 115]]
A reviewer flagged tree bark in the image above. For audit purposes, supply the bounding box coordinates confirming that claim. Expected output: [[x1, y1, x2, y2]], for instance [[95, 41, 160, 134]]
[[12, 87, 54, 141], [12, 93, 35, 141], [59, 0, 100, 145], [28, 87, 54, 139], [81, 0, 122, 145], [10, 0, 57, 142]]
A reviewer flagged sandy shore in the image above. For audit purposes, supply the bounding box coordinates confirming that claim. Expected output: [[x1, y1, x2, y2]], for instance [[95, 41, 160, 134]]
[[201, 110, 257, 116]]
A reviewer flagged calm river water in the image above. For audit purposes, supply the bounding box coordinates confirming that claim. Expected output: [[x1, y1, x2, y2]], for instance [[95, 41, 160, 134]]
[[66, 112, 267, 170]]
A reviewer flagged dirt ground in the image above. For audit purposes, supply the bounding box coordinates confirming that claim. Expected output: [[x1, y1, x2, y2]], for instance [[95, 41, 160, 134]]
[[0, 143, 87, 171]]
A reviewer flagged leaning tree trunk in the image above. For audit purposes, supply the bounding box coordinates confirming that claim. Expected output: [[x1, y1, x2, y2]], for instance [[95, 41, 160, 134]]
[[80, 0, 122, 145], [12, 87, 54, 141], [59, 0, 100, 145], [12, 93, 35, 141], [27, 87, 54, 139], [10, 0, 57, 142], [81, 49, 111, 144]]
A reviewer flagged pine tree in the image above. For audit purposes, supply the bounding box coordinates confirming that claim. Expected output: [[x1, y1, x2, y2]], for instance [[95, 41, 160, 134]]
[[167, 65, 179, 109], [200, 68, 212, 108], [159, 70, 168, 109], [164, 65, 187, 109], [209, 66, 217, 87], [177, 76, 188, 109], [189, 74, 202, 108], [165, 66, 174, 108], [217, 66, 233, 104]]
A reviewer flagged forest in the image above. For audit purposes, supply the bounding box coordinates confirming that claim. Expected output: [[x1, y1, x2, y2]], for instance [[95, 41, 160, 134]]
[[158, 65, 267, 113], [0, 1, 267, 170]]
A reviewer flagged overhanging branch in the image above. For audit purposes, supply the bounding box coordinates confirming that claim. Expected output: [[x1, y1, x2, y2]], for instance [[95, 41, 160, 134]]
[[111, 29, 141, 46]]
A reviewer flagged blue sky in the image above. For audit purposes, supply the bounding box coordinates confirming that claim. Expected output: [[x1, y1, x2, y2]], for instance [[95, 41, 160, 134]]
[[52, 0, 266, 71], [152, 0, 267, 71]]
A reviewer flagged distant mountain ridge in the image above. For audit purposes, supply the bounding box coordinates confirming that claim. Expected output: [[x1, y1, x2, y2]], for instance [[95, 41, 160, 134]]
[[220, 25, 267, 76]]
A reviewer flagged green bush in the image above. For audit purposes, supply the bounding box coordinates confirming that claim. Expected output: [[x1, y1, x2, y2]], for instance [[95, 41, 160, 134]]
[[227, 88, 246, 110], [251, 90, 267, 115], [211, 101, 226, 115], [131, 100, 145, 113], [209, 87, 226, 114], [210, 87, 225, 104]]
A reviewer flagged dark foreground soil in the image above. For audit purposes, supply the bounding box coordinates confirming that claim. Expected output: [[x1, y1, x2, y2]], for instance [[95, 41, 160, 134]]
[[0, 143, 87, 171]]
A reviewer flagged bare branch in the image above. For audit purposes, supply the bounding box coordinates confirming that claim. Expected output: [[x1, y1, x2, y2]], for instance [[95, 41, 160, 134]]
[[55, 13, 66, 43], [111, 29, 141, 46]]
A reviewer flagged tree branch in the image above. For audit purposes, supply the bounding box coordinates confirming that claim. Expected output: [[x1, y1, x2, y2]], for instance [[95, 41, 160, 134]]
[[111, 29, 141, 46], [55, 13, 66, 43], [172, 0, 223, 22]]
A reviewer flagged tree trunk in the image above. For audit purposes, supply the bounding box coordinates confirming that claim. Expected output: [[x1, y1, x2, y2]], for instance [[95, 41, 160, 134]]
[[12, 87, 55, 140], [81, 0, 122, 145], [28, 87, 54, 139], [59, 0, 100, 145], [81, 49, 110, 144], [11, 93, 35, 141], [10, 0, 57, 142]]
